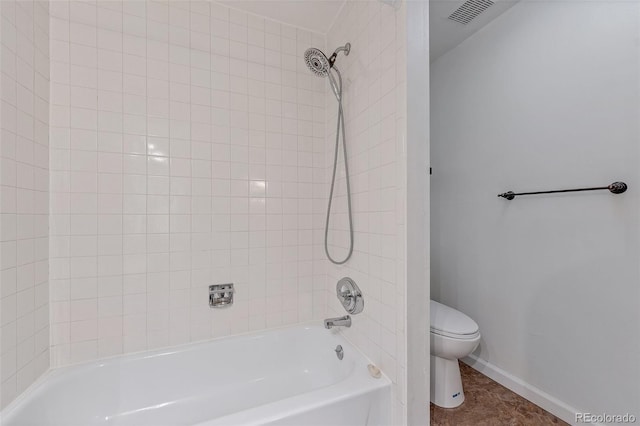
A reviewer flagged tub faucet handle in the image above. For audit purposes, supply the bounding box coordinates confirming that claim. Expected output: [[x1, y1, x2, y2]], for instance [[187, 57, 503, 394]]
[[336, 278, 364, 315]]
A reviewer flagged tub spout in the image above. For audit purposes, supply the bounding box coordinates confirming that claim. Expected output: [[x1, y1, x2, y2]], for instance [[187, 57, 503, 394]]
[[324, 315, 351, 329]]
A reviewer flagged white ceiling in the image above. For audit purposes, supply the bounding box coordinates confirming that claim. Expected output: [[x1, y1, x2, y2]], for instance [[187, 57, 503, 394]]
[[220, 0, 518, 60], [430, 0, 519, 61], [220, 0, 346, 34]]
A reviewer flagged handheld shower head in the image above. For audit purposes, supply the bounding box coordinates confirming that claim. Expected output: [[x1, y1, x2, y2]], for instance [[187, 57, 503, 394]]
[[303, 43, 354, 265], [304, 48, 331, 77], [304, 43, 351, 77], [304, 43, 351, 101]]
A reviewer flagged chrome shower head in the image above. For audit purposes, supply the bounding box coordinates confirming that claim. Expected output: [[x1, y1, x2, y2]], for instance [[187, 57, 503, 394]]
[[304, 43, 351, 102], [304, 43, 351, 77], [304, 48, 331, 77]]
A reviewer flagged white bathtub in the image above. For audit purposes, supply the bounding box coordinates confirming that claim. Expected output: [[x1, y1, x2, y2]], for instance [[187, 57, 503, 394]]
[[2, 325, 391, 426]]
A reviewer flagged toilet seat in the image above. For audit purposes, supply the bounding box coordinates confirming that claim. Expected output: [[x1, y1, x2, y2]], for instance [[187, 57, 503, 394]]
[[431, 328, 480, 340], [430, 300, 479, 340]]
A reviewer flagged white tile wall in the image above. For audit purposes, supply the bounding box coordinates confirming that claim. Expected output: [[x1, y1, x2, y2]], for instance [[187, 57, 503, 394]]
[[323, 1, 407, 423], [49, 0, 327, 366], [0, 0, 50, 409], [1, 0, 412, 417]]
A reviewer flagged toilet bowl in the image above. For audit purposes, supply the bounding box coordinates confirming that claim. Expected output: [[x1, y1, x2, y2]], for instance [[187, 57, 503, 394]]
[[430, 300, 480, 408]]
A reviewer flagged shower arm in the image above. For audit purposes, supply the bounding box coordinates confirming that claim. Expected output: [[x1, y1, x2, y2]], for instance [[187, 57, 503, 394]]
[[334, 45, 350, 55], [328, 43, 351, 68]]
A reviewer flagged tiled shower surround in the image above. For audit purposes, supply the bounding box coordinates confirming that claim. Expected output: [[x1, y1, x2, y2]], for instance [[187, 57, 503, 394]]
[[1, 0, 411, 418], [0, 0, 50, 408], [48, 1, 327, 365], [324, 1, 407, 423]]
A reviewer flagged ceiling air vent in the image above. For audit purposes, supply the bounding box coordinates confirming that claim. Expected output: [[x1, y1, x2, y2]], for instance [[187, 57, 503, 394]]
[[448, 0, 494, 24]]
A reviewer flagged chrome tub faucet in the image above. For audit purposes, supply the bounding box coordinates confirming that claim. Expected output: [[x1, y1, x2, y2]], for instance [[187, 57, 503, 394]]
[[324, 315, 352, 329]]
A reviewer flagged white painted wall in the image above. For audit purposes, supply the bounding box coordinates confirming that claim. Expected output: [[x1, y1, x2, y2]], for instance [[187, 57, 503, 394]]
[[406, 0, 430, 424], [431, 0, 640, 422]]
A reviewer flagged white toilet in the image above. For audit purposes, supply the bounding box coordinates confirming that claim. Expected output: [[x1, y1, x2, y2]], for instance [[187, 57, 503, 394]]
[[430, 300, 481, 408]]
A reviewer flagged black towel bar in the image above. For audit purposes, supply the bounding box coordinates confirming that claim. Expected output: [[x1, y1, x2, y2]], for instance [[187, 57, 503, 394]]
[[498, 181, 628, 200]]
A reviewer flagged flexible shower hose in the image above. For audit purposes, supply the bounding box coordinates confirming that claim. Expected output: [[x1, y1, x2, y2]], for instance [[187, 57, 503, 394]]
[[325, 67, 354, 265]]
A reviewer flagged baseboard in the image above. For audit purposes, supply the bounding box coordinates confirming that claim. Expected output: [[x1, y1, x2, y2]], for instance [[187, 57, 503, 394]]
[[462, 355, 596, 426]]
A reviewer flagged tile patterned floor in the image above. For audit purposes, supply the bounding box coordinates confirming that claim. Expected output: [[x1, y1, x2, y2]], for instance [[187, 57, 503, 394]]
[[430, 362, 569, 426]]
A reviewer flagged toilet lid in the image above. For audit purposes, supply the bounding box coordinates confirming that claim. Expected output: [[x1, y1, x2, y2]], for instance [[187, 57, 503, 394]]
[[430, 300, 479, 337]]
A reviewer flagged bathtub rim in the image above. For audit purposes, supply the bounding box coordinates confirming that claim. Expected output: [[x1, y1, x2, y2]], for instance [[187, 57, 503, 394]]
[[1, 321, 391, 421], [195, 371, 391, 426]]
